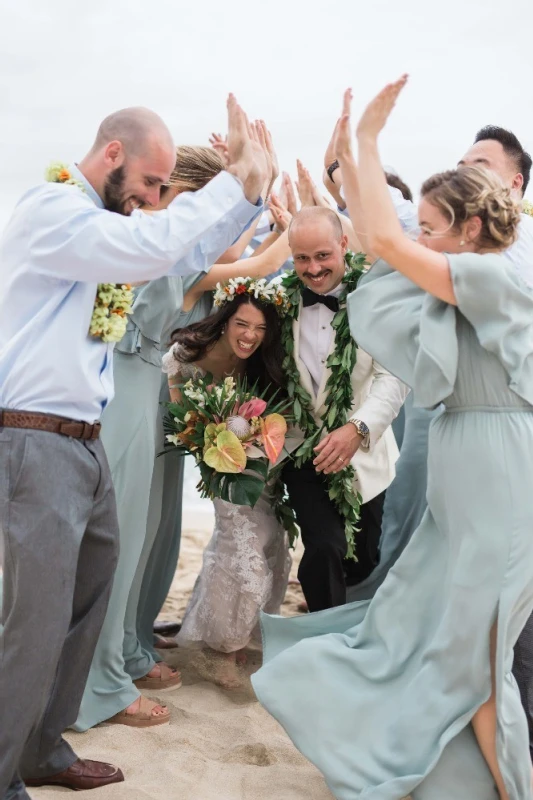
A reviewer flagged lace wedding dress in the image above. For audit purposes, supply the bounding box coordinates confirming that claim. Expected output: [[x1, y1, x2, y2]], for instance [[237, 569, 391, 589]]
[[162, 344, 292, 652]]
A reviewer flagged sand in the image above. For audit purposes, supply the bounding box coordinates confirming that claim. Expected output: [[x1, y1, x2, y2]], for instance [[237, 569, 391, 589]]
[[30, 506, 334, 800]]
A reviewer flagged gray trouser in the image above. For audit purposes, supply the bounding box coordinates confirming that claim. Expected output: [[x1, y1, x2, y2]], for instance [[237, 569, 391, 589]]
[[0, 427, 119, 799]]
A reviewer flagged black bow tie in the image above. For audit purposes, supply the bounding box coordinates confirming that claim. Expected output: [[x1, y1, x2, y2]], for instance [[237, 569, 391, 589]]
[[301, 288, 339, 313]]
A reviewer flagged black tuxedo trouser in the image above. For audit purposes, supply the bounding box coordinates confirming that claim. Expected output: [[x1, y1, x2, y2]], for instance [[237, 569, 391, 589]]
[[283, 458, 385, 612]]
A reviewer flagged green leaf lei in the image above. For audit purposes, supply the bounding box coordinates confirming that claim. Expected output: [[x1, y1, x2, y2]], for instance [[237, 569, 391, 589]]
[[280, 251, 367, 560]]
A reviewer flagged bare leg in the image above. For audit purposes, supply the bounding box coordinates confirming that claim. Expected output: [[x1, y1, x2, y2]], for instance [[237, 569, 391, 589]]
[[472, 624, 509, 800]]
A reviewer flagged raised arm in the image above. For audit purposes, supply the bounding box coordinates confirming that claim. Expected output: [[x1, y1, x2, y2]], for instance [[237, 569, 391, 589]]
[[29, 95, 267, 285], [184, 231, 291, 305], [353, 77, 456, 304]]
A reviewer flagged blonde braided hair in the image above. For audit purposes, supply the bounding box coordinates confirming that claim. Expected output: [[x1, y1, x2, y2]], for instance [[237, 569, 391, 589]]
[[421, 166, 521, 251]]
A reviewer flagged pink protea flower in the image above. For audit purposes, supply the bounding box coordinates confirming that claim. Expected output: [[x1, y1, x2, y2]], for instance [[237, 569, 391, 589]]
[[238, 397, 267, 420]]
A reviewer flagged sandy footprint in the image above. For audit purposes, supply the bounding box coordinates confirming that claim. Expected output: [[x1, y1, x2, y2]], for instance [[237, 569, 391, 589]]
[[222, 743, 277, 767]]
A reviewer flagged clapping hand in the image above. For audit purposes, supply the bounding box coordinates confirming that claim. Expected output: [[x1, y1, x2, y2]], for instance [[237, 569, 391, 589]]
[[356, 74, 408, 141], [226, 94, 269, 204]]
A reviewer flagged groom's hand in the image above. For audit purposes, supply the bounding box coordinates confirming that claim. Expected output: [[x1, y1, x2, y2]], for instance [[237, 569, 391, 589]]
[[313, 424, 362, 475]]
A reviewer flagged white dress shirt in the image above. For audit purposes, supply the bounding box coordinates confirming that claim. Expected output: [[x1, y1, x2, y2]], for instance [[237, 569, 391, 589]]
[[299, 283, 343, 397], [0, 167, 261, 422]]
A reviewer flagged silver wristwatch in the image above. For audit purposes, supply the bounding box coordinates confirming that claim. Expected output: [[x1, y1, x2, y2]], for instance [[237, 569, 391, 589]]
[[348, 417, 370, 445]]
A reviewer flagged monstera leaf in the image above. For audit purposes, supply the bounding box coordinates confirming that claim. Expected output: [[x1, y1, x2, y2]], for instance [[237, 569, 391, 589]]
[[204, 429, 246, 473], [260, 414, 287, 464]]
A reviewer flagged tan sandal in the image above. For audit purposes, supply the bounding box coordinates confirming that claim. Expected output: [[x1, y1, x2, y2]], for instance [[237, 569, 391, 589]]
[[106, 695, 170, 728], [134, 661, 182, 691]]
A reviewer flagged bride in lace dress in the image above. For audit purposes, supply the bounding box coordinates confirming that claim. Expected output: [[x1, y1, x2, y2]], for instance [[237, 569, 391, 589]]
[[162, 282, 291, 688]]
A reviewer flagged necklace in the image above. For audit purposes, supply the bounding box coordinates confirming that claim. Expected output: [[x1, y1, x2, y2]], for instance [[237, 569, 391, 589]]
[[280, 251, 367, 559], [45, 161, 134, 343]]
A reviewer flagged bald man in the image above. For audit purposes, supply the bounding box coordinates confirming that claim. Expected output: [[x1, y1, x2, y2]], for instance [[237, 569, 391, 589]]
[[0, 99, 266, 798], [284, 208, 408, 611]]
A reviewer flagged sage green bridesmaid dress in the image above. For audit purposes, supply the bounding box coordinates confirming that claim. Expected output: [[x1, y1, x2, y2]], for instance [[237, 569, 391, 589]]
[[253, 253, 533, 799]]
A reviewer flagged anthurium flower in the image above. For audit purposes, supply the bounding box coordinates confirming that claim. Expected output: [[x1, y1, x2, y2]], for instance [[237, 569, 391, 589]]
[[238, 397, 267, 420], [204, 430, 247, 473], [204, 422, 226, 450], [260, 414, 287, 464]]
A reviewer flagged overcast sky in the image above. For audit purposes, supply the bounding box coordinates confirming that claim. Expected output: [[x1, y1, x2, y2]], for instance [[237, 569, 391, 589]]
[[1, 0, 532, 231]]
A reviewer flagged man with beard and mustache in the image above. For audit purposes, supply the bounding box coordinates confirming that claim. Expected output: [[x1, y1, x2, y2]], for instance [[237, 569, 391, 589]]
[[0, 97, 267, 799], [282, 207, 408, 612]]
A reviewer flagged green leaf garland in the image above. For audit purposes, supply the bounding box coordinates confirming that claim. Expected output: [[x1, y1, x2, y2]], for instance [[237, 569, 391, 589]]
[[280, 252, 367, 560]]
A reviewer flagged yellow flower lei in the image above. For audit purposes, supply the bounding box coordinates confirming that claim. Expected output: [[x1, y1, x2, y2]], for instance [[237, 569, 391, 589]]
[[45, 162, 134, 343], [523, 199, 533, 217]]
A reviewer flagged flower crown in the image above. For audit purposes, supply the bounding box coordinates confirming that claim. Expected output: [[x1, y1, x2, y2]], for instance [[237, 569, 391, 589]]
[[213, 276, 290, 315], [523, 199, 533, 217]]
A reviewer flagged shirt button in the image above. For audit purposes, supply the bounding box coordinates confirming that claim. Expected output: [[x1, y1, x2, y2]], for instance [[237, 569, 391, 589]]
[[322, 325, 327, 330], [321, 359, 325, 363]]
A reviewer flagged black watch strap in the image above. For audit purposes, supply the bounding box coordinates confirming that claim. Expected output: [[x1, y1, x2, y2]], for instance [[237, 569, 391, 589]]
[[327, 160, 340, 183]]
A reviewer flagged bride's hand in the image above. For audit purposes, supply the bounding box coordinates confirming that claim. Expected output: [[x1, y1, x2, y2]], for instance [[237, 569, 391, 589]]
[[356, 74, 408, 142], [333, 89, 354, 161]]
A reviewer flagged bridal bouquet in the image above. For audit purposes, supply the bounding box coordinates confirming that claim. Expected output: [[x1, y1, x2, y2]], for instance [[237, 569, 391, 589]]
[[163, 374, 292, 509]]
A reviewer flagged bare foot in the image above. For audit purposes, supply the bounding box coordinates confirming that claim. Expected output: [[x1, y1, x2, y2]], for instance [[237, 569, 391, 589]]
[[199, 649, 242, 689], [125, 696, 167, 719]]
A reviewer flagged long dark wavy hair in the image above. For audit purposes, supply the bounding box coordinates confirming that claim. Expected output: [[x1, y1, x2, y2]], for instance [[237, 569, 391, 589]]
[[169, 294, 286, 399]]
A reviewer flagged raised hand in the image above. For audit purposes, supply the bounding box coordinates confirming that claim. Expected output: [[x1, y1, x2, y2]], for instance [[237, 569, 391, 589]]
[[296, 160, 318, 207], [209, 132, 229, 166], [279, 171, 298, 217], [226, 94, 269, 204], [334, 89, 355, 161], [269, 192, 292, 232], [356, 74, 408, 141]]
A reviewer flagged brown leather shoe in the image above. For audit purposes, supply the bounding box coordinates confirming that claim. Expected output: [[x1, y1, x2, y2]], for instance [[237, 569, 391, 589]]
[[25, 758, 124, 790]]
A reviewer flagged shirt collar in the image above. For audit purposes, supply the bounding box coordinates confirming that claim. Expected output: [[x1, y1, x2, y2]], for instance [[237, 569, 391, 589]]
[[326, 282, 343, 298], [70, 164, 104, 209]]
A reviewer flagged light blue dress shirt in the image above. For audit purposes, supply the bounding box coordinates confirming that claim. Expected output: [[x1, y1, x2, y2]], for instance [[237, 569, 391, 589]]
[[0, 166, 261, 422]]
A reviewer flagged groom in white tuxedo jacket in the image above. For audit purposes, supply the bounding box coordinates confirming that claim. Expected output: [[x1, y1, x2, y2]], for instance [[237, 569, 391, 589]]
[[283, 208, 408, 611]]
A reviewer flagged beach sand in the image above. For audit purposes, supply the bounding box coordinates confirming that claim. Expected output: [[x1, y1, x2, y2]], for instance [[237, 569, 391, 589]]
[[30, 506, 333, 800]]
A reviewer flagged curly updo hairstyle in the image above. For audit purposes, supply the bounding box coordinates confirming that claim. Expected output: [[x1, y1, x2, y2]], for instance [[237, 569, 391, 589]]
[[420, 166, 521, 251], [170, 294, 286, 400]]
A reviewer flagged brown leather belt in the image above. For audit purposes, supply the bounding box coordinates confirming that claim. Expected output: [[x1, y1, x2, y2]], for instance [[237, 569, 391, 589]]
[[0, 410, 101, 440]]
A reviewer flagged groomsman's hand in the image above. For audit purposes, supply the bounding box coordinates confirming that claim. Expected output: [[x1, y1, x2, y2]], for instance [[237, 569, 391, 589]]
[[226, 94, 268, 204], [313, 424, 362, 475]]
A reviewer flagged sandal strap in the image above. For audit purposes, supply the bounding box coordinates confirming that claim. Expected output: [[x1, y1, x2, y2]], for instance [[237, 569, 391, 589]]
[[136, 695, 167, 719], [156, 661, 177, 681]]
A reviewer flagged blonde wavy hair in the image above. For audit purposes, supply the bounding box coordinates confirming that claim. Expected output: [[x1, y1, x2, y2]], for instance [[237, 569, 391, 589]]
[[166, 145, 225, 194], [421, 166, 521, 251]]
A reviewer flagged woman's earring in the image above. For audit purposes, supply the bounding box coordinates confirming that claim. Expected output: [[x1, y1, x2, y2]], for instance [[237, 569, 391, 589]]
[[459, 240, 466, 246]]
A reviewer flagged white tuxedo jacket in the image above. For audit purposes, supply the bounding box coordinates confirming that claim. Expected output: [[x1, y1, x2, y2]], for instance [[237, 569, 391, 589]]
[[292, 308, 409, 503]]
